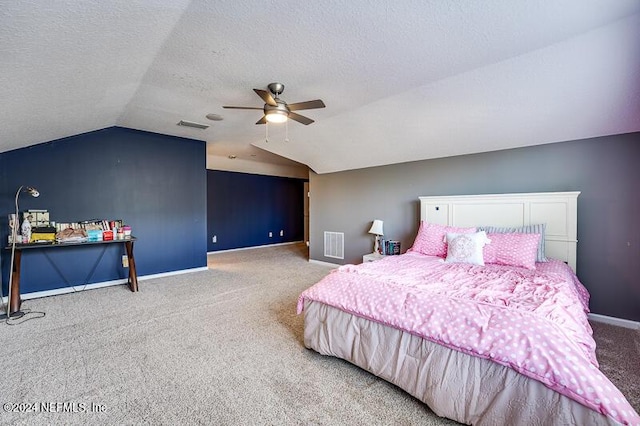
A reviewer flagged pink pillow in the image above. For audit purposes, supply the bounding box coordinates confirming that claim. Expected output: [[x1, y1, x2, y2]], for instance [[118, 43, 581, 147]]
[[483, 233, 541, 270], [408, 221, 476, 257]]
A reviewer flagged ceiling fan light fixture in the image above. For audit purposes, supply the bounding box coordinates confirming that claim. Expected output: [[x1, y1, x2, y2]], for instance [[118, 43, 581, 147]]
[[223, 82, 324, 126], [265, 110, 288, 123]]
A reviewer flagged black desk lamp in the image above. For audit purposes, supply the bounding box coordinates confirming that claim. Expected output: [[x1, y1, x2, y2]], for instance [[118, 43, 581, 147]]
[[3, 186, 40, 319]]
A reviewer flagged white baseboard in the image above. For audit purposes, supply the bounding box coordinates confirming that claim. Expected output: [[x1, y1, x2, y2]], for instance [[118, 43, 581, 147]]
[[588, 313, 640, 330], [207, 241, 303, 254], [13, 263, 636, 331], [2, 266, 209, 303], [308, 259, 339, 268], [138, 267, 208, 281]]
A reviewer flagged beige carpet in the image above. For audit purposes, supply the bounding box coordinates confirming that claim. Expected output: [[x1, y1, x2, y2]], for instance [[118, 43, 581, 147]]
[[0, 243, 637, 425]]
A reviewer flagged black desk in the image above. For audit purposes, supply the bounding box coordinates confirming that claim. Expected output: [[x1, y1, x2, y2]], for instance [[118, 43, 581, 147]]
[[5, 238, 138, 315]]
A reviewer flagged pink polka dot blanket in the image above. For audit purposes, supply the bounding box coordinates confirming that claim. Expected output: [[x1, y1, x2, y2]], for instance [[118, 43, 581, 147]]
[[298, 252, 639, 425]]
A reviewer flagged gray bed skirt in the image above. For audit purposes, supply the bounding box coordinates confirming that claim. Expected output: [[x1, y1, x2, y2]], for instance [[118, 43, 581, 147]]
[[303, 300, 617, 426]]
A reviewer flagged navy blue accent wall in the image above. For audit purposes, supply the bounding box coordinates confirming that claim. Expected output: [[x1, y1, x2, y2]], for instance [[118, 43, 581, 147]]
[[0, 127, 207, 296], [207, 170, 306, 251]]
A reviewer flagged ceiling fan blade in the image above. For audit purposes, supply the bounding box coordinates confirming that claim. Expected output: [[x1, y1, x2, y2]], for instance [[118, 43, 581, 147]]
[[255, 116, 267, 125], [222, 106, 263, 110], [287, 99, 326, 111], [288, 112, 314, 125], [254, 89, 277, 106]]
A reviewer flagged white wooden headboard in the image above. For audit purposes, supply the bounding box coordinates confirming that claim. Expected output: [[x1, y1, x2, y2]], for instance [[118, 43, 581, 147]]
[[419, 192, 580, 271]]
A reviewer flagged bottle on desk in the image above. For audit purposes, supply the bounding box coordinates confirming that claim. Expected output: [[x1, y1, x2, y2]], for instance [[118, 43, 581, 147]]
[[21, 216, 32, 243]]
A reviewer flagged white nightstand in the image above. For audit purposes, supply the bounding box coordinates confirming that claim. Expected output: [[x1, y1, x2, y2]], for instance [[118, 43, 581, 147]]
[[362, 253, 385, 263]]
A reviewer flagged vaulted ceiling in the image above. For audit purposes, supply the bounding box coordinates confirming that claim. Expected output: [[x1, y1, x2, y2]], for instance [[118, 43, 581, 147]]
[[2, 1, 639, 175]]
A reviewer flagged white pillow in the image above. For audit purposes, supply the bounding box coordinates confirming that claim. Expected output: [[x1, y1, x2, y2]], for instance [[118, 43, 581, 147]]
[[444, 231, 490, 266]]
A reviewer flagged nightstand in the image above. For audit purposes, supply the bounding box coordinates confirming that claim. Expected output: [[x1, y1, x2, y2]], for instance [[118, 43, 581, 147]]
[[362, 253, 385, 263]]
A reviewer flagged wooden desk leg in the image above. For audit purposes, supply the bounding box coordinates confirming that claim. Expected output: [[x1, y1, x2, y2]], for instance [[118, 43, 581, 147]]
[[125, 240, 139, 292], [9, 249, 23, 314]]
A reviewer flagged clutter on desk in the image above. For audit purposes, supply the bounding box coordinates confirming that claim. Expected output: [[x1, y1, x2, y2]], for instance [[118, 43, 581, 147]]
[[55, 219, 132, 243], [32, 226, 56, 242], [8, 214, 18, 243], [7, 210, 133, 244], [23, 209, 49, 226], [55, 227, 88, 243], [21, 214, 32, 242]]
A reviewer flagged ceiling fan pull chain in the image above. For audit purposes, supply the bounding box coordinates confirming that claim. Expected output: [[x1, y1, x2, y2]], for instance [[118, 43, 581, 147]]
[[265, 121, 269, 143]]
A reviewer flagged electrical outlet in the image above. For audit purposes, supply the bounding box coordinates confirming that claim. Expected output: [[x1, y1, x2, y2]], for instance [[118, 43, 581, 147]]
[[212, 235, 217, 243], [122, 255, 129, 268], [269, 232, 273, 238], [279, 230, 284, 237]]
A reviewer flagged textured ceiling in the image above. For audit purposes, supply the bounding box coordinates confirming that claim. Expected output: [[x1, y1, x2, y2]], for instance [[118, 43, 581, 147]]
[[1, 0, 639, 174]]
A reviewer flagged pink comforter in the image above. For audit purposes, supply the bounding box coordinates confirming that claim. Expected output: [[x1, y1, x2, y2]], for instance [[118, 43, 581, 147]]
[[298, 253, 639, 425]]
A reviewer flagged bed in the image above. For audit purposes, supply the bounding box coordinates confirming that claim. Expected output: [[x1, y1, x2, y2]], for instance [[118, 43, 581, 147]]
[[298, 192, 639, 425]]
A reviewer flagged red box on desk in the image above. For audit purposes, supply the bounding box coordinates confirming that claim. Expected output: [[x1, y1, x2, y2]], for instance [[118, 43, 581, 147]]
[[103, 230, 114, 241]]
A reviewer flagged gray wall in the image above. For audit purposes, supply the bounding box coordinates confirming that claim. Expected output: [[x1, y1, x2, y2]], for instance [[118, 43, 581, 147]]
[[309, 132, 640, 322]]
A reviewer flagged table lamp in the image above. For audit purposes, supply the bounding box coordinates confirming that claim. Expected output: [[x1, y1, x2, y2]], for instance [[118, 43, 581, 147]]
[[368, 219, 384, 254]]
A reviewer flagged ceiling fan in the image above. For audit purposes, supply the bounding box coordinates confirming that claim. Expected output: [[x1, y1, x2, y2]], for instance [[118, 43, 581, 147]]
[[223, 83, 325, 125]]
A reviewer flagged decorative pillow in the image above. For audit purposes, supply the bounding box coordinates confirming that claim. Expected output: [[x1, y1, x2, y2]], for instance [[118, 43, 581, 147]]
[[478, 224, 548, 262], [444, 231, 490, 265], [483, 233, 540, 270], [408, 221, 476, 257]]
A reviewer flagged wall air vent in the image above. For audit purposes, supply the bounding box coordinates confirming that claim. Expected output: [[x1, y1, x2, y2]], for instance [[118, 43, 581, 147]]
[[177, 120, 209, 130], [324, 231, 344, 259]]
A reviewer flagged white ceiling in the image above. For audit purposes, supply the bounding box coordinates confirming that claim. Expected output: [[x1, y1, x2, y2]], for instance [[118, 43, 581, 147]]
[[1, 1, 639, 175]]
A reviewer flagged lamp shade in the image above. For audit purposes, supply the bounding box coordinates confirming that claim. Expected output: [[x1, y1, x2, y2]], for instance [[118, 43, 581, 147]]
[[265, 110, 288, 123], [25, 186, 39, 197], [368, 219, 384, 236]]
